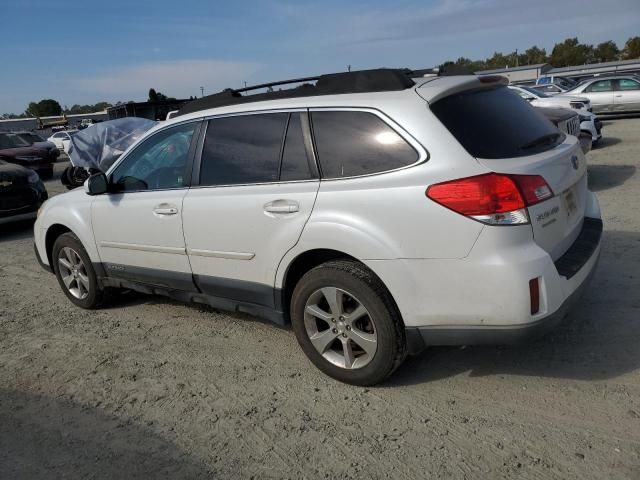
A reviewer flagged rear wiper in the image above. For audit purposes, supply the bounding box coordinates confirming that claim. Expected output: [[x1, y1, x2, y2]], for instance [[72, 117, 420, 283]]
[[519, 133, 561, 151]]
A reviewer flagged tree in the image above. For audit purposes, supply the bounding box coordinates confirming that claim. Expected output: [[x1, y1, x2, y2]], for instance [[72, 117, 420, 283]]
[[484, 51, 512, 69], [594, 41, 620, 62], [549, 37, 595, 67], [523, 46, 548, 65], [621, 36, 640, 60], [148, 88, 175, 102], [26, 99, 62, 117]]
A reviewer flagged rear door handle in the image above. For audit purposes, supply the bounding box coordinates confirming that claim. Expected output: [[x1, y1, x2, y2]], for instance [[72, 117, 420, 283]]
[[153, 204, 178, 216], [264, 199, 299, 214]]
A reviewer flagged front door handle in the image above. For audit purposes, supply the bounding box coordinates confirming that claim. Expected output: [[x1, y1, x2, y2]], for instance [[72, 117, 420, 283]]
[[154, 204, 178, 216], [264, 199, 299, 214]]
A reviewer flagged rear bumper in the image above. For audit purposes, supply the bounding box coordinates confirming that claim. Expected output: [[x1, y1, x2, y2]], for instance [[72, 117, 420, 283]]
[[405, 239, 600, 353]]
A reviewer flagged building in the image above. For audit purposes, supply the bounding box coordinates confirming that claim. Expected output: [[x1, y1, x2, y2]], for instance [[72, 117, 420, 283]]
[[475, 59, 640, 84], [475, 63, 551, 84], [547, 59, 640, 81], [0, 111, 108, 132], [107, 100, 189, 121]]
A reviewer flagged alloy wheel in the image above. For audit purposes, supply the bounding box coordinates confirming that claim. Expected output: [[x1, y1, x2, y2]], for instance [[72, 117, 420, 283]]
[[57, 247, 90, 300], [304, 287, 378, 369]]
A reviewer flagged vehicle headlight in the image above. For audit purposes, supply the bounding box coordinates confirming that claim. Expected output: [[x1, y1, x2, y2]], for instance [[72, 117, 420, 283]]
[[570, 102, 585, 110], [27, 171, 40, 183]]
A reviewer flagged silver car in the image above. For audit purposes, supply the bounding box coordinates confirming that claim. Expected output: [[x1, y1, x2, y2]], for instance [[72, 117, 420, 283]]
[[568, 76, 640, 114]]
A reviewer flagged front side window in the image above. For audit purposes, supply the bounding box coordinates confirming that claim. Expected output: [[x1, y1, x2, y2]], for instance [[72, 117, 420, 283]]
[[311, 111, 417, 179], [587, 80, 613, 92], [617, 78, 640, 91], [200, 113, 288, 186], [110, 122, 197, 192]]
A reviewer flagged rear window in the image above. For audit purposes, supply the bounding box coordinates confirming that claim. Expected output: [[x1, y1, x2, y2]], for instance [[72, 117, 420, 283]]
[[431, 86, 564, 159]]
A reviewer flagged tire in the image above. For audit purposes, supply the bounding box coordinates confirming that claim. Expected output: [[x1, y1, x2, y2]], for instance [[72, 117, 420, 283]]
[[290, 259, 406, 386], [52, 232, 106, 309], [38, 167, 54, 180]]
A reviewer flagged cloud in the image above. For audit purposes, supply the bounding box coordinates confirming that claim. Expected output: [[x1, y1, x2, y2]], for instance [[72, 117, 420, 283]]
[[72, 59, 261, 100]]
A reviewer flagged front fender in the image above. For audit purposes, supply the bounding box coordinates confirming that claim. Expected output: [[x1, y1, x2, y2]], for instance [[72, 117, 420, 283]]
[[34, 189, 98, 267]]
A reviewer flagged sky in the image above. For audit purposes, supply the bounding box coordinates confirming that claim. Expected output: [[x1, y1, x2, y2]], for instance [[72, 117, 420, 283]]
[[1, 0, 638, 114]]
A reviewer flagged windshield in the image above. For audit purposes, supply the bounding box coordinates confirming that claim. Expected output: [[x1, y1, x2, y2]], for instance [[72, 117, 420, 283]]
[[17, 133, 44, 145], [0, 133, 31, 149], [521, 86, 549, 98], [431, 86, 565, 159]]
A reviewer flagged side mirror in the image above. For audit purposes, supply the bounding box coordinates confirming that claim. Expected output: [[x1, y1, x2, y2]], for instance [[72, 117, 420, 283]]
[[84, 172, 108, 195]]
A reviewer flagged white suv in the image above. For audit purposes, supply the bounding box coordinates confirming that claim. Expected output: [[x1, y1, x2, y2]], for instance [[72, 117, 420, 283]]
[[34, 70, 602, 385]]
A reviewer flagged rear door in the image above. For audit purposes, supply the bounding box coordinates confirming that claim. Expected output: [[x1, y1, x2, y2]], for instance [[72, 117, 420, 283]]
[[182, 111, 319, 309], [613, 78, 640, 112], [583, 79, 614, 113]]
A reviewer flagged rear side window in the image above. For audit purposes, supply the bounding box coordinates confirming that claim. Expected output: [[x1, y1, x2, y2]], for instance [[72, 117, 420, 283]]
[[200, 113, 288, 186], [431, 86, 564, 159], [311, 111, 418, 179], [617, 78, 640, 90]]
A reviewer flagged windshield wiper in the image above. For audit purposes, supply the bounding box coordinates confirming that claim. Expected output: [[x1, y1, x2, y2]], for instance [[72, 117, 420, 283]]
[[519, 133, 561, 151]]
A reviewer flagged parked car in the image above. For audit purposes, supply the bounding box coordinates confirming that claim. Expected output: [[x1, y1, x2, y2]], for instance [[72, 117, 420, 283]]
[[535, 107, 594, 154], [34, 70, 602, 385], [531, 84, 568, 95], [0, 132, 59, 179], [508, 85, 592, 112], [566, 75, 640, 114], [0, 159, 48, 225], [535, 75, 578, 92], [47, 130, 78, 153]]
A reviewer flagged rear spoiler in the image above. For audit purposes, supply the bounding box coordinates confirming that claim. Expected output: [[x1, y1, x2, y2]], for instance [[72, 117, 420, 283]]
[[416, 75, 509, 104]]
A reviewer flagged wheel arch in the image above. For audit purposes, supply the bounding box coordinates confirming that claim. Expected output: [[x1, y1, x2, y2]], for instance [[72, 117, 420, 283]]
[[277, 248, 403, 327], [44, 223, 74, 267]]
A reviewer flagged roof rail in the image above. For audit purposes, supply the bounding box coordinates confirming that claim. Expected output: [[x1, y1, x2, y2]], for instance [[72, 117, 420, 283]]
[[177, 68, 416, 116]]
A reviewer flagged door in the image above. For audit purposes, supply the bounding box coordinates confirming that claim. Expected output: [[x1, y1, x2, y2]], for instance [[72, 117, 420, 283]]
[[583, 79, 614, 113], [614, 78, 640, 112], [92, 121, 200, 289], [182, 111, 320, 308]]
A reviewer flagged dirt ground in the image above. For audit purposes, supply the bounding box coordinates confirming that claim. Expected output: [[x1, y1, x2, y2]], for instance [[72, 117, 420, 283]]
[[1, 119, 639, 479]]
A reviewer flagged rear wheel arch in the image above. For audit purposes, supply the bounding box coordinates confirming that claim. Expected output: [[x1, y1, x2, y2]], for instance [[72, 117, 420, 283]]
[[279, 249, 403, 328]]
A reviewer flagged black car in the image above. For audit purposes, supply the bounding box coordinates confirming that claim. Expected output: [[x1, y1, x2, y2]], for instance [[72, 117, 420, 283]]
[[0, 159, 48, 225], [0, 132, 59, 179]]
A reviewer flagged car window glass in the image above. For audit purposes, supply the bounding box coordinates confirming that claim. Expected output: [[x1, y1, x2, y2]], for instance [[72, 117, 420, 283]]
[[280, 113, 315, 181], [587, 80, 613, 92], [311, 111, 418, 179], [111, 122, 196, 192], [617, 79, 640, 90], [431, 86, 564, 159], [200, 113, 288, 186]]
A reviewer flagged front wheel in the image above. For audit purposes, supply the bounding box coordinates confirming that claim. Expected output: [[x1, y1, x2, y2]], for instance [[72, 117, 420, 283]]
[[290, 260, 406, 386], [52, 232, 107, 309]]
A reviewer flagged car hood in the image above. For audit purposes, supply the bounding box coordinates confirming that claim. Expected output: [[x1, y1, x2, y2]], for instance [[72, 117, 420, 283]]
[[0, 145, 49, 159], [0, 161, 31, 178], [555, 94, 590, 103], [534, 106, 576, 123]]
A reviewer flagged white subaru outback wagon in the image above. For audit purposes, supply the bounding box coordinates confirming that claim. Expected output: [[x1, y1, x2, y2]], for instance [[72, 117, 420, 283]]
[[34, 69, 602, 385]]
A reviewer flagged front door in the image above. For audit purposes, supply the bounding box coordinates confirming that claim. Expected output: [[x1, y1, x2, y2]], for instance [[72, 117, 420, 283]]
[[584, 79, 614, 113], [182, 111, 319, 309], [92, 121, 200, 290], [614, 78, 640, 112]]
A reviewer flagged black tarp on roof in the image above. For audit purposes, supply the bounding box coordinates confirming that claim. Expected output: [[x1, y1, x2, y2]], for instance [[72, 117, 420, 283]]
[[177, 68, 415, 116]]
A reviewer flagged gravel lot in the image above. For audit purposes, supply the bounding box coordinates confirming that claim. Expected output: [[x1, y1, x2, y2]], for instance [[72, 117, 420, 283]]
[[1, 120, 639, 479]]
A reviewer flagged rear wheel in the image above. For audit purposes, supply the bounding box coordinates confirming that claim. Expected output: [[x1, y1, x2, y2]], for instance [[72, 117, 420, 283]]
[[52, 232, 106, 309], [290, 260, 406, 386]]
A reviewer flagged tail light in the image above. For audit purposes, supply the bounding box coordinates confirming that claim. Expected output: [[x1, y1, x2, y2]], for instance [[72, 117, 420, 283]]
[[426, 173, 553, 225]]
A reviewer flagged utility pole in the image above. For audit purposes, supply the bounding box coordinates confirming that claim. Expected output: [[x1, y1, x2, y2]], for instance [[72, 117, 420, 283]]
[[348, 64, 351, 72], [200, 86, 204, 97]]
